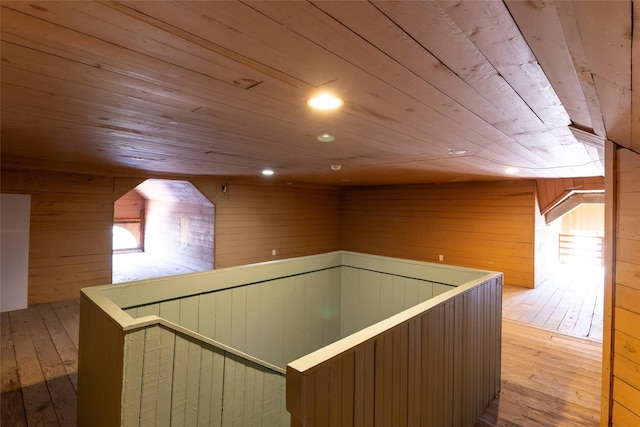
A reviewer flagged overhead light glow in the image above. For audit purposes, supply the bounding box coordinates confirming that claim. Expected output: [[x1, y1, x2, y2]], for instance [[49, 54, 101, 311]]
[[262, 169, 274, 176], [448, 149, 468, 156], [505, 167, 519, 175], [317, 133, 335, 142], [307, 93, 343, 111]]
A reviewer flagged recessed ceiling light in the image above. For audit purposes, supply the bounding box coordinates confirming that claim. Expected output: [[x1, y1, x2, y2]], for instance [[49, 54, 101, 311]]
[[505, 167, 519, 175], [331, 165, 342, 171], [317, 133, 335, 142], [448, 149, 468, 156], [307, 93, 343, 110], [262, 169, 274, 176]]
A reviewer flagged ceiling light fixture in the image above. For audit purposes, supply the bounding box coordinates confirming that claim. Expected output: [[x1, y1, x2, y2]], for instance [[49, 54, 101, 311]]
[[448, 149, 468, 156], [505, 167, 519, 175], [307, 93, 343, 111], [331, 165, 342, 171], [317, 133, 335, 142], [262, 169, 274, 176]]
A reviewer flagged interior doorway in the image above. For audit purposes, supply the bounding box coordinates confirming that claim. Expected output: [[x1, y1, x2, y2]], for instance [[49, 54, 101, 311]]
[[509, 199, 605, 341], [112, 179, 214, 283]]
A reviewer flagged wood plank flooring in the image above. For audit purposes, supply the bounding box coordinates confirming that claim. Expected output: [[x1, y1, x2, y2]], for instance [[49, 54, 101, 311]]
[[476, 320, 602, 427], [2, 276, 603, 426], [1, 299, 79, 427], [503, 263, 604, 342]]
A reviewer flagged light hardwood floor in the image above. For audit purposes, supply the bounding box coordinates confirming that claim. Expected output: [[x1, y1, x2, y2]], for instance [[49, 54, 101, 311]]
[[503, 263, 604, 342], [1, 271, 603, 426]]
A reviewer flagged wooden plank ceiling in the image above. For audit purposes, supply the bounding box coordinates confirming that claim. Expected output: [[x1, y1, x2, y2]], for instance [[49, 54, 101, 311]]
[[1, 1, 635, 186]]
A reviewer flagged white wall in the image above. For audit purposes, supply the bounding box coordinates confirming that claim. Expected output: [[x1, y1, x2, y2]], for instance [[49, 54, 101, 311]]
[[1, 194, 31, 312]]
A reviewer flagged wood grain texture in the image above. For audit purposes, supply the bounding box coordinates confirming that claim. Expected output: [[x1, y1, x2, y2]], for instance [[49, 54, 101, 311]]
[[3, 296, 605, 427], [125, 267, 343, 369], [1, 170, 113, 304], [77, 295, 124, 427], [0, 1, 608, 184], [536, 176, 604, 215], [144, 199, 214, 271], [287, 275, 502, 426], [0, 169, 340, 303], [341, 180, 535, 287], [604, 146, 640, 426]]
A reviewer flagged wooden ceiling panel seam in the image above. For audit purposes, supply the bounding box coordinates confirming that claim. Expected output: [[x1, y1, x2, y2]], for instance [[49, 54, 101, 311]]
[[503, 0, 593, 129], [436, 0, 570, 127], [569, 1, 633, 148], [232, 0, 589, 172], [370, 0, 545, 132], [264, 0, 529, 138], [1, 0, 615, 185], [1, 13, 510, 167]]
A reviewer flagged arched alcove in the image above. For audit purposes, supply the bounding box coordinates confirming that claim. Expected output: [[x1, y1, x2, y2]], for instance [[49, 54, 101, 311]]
[[112, 179, 214, 283]]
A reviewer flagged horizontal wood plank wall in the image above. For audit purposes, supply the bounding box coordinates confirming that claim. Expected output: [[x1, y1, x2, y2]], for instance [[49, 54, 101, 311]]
[[0, 170, 114, 303], [287, 275, 502, 427], [0, 169, 340, 304], [340, 266, 454, 337], [536, 176, 604, 214], [341, 181, 535, 287], [191, 180, 341, 268], [120, 324, 288, 427], [610, 147, 640, 425], [125, 267, 342, 369], [143, 199, 214, 271], [113, 189, 144, 220]]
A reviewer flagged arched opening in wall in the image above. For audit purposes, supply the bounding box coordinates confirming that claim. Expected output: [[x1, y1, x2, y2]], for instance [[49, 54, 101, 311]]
[[113, 225, 140, 251], [112, 179, 215, 283]]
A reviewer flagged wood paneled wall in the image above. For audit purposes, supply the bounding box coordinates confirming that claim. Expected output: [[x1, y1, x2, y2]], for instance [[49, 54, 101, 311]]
[[340, 181, 536, 287], [113, 190, 144, 221], [0, 170, 114, 304], [144, 199, 214, 271], [340, 266, 454, 337], [191, 180, 342, 268], [536, 176, 605, 214], [0, 170, 341, 304], [604, 146, 640, 425], [121, 325, 288, 427], [561, 203, 605, 235], [287, 275, 502, 427], [124, 267, 343, 369]]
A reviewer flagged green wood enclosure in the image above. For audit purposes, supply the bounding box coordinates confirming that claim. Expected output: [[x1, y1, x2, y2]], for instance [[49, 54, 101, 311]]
[[78, 251, 502, 426]]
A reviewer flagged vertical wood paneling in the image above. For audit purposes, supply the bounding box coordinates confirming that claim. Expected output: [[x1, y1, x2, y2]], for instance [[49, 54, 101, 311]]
[[125, 267, 343, 369], [119, 324, 288, 427], [340, 266, 443, 337], [84, 253, 500, 426], [287, 275, 502, 426], [341, 180, 535, 286], [121, 329, 145, 426], [77, 295, 125, 427], [602, 149, 640, 425]]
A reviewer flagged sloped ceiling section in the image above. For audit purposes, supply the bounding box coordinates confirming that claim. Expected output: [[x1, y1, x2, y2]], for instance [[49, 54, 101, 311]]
[[1, 1, 633, 185]]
